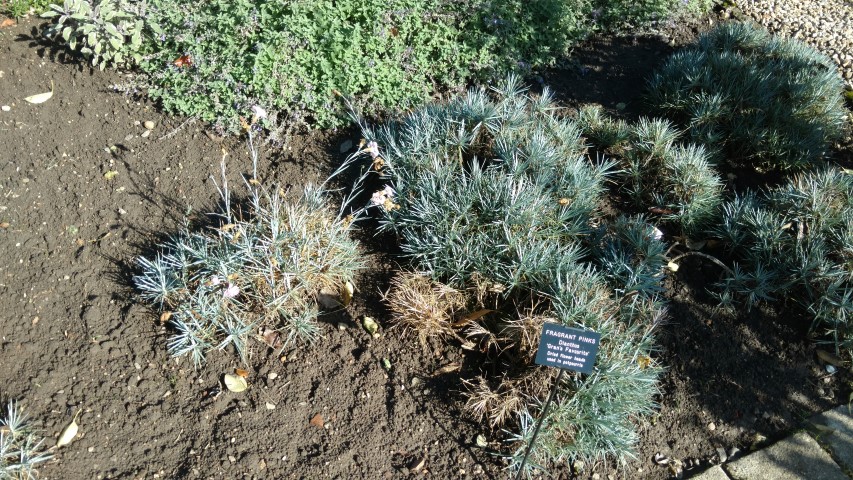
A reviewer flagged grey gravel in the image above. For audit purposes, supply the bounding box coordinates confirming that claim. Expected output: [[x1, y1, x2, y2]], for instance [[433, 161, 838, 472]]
[[732, 0, 853, 81]]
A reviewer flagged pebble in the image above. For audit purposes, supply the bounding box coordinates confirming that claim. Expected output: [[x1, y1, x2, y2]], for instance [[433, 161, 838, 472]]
[[707, 422, 716, 431], [143, 120, 155, 130], [1, 105, 10, 111], [141, 130, 151, 138], [267, 372, 278, 380], [732, 0, 853, 81], [716, 446, 728, 463]]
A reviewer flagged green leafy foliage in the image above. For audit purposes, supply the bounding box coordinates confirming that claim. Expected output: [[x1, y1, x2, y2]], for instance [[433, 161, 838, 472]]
[[343, 76, 665, 475], [134, 162, 363, 366], [40, 0, 153, 70], [591, 0, 713, 29], [712, 168, 853, 361], [646, 22, 849, 170], [137, 0, 714, 134], [140, 0, 481, 133], [1, 0, 51, 18], [578, 105, 723, 237], [0, 401, 52, 479]]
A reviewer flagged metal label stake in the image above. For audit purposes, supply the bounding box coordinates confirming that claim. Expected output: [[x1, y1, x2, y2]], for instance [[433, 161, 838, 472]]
[[514, 324, 601, 479]]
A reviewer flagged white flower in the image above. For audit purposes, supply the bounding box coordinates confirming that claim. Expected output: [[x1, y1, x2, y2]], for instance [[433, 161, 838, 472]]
[[371, 185, 395, 206], [251, 105, 267, 120], [223, 283, 240, 299], [210, 276, 222, 286], [367, 141, 380, 159]]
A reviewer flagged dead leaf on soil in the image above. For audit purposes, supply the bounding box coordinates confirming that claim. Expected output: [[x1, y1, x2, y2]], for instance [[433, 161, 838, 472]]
[[0, 19, 16, 28], [24, 80, 54, 104], [235, 368, 250, 379], [816, 349, 846, 367], [309, 413, 324, 428], [56, 409, 82, 448], [432, 362, 461, 376], [259, 327, 282, 349], [0, 222, 9, 229], [103, 170, 118, 180], [159, 311, 172, 324], [362, 316, 379, 336], [340, 280, 354, 307], [451, 309, 494, 328], [223, 373, 248, 393]]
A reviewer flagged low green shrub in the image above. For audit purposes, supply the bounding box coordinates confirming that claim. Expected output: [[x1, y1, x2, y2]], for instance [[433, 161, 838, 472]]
[[40, 0, 153, 70], [646, 22, 849, 170], [134, 153, 363, 366], [1, 0, 51, 18], [131, 0, 714, 135], [592, 0, 713, 30], [344, 76, 664, 475], [0, 401, 52, 478], [578, 105, 723, 238], [712, 167, 853, 360]]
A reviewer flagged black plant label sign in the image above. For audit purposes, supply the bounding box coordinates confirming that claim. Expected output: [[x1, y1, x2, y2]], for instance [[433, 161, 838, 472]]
[[534, 323, 601, 374]]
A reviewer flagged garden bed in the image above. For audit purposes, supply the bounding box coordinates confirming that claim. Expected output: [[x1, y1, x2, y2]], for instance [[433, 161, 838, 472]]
[[1, 12, 851, 480]]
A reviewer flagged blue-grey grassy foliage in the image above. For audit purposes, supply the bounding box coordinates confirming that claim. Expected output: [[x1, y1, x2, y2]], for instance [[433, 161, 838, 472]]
[[713, 168, 853, 360], [577, 105, 723, 238], [344, 76, 665, 475], [0, 401, 52, 480], [134, 163, 363, 366], [646, 22, 848, 170]]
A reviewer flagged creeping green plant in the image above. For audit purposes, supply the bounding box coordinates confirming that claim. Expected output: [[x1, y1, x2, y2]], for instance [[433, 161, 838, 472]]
[[41, 0, 154, 70]]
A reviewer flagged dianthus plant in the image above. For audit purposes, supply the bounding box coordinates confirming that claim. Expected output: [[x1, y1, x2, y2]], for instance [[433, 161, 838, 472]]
[[577, 105, 723, 238], [712, 167, 853, 360], [1, 401, 52, 479], [342, 76, 665, 475], [135, 151, 363, 366]]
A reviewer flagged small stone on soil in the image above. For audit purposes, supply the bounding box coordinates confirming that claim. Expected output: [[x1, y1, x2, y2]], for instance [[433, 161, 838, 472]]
[[707, 422, 716, 431], [1, 105, 10, 112], [143, 121, 155, 130]]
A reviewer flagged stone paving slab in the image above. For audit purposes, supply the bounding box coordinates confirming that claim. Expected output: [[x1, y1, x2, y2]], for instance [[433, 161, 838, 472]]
[[723, 431, 848, 480], [689, 465, 730, 480], [808, 405, 853, 474]]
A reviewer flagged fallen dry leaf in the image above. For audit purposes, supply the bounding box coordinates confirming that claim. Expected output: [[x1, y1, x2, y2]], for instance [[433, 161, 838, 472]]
[[1, 18, 16, 28], [816, 349, 845, 367], [24, 80, 54, 104], [309, 413, 324, 428], [235, 368, 250, 379], [159, 311, 172, 324], [341, 280, 354, 307], [451, 309, 494, 328], [259, 327, 281, 348], [56, 410, 81, 448], [0, 222, 9, 229], [432, 362, 461, 376], [103, 170, 118, 180], [223, 373, 248, 393]]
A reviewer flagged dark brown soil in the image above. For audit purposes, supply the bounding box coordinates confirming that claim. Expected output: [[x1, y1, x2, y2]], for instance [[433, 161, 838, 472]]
[[1, 12, 850, 480]]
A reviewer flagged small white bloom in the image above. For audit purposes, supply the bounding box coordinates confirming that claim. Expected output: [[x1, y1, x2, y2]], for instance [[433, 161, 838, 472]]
[[210, 276, 222, 286], [371, 185, 395, 207], [223, 283, 240, 299], [367, 141, 380, 159], [251, 105, 267, 120]]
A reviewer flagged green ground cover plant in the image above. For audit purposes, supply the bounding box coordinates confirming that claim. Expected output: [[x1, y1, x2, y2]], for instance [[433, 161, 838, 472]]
[[343, 76, 665, 476], [134, 142, 363, 366], [40, 0, 154, 70], [1, 0, 50, 18], [646, 22, 849, 171], [0, 401, 51, 479], [35, 0, 714, 135], [712, 167, 853, 361]]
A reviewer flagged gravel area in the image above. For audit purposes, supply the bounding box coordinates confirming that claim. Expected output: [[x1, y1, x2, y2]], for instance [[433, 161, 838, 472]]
[[732, 0, 853, 88]]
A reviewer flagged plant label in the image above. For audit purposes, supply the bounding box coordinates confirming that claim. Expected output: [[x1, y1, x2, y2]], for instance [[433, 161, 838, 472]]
[[534, 323, 601, 374]]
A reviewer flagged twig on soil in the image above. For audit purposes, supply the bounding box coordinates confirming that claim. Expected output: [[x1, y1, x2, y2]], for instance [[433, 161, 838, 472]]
[[158, 117, 197, 140], [668, 251, 735, 277]]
